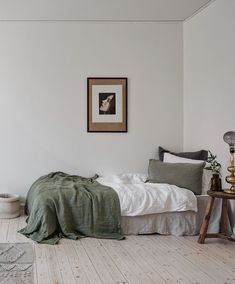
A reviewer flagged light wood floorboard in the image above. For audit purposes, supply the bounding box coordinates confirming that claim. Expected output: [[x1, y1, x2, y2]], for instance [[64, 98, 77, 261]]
[[1, 215, 235, 284]]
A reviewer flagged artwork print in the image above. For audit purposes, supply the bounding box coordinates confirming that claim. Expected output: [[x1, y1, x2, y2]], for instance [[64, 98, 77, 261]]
[[87, 78, 127, 132], [99, 93, 116, 115]]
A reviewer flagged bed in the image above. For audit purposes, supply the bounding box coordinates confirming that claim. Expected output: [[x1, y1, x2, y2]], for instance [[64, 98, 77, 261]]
[[20, 171, 224, 244], [97, 173, 223, 236], [121, 195, 222, 236]]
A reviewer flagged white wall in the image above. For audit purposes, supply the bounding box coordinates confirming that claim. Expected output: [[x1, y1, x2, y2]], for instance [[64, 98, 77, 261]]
[[184, 0, 235, 185], [184, 0, 235, 232], [0, 22, 183, 198]]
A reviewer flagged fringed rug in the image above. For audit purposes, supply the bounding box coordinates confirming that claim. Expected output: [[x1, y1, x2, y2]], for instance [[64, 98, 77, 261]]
[[0, 243, 33, 284]]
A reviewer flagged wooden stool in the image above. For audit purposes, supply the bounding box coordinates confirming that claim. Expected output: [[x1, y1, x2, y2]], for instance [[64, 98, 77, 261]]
[[198, 190, 235, 244]]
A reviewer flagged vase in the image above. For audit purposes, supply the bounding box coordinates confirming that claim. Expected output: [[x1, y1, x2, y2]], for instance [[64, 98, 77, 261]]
[[210, 174, 222, 191]]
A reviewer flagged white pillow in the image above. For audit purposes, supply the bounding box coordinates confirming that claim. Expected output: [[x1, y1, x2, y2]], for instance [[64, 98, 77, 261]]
[[97, 173, 147, 185], [163, 152, 211, 195]]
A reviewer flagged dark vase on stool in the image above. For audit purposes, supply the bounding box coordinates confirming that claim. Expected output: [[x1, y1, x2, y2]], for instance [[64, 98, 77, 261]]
[[210, 174, 222, 191]]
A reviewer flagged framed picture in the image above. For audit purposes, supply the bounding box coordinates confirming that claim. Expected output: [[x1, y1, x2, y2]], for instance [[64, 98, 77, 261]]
[[87, 77, 128, 132]]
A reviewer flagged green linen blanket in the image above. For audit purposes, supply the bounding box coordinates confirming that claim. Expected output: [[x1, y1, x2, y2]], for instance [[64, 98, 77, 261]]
[[19, 172, 124, 244]]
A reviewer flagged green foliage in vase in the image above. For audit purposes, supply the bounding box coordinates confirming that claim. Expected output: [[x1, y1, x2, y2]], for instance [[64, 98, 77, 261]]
[[205, 150, 221, 175]]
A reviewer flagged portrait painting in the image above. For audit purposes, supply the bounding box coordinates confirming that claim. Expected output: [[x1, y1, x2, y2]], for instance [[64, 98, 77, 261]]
[[99, 93, 116, 115], [87, 78, 127, 132]]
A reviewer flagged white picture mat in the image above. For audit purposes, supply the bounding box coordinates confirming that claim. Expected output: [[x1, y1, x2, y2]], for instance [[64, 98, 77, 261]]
[[92, 85, 123, 123]]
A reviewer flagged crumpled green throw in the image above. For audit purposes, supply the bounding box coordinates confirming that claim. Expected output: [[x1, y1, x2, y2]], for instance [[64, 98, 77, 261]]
[[19, 172, 124, 244]]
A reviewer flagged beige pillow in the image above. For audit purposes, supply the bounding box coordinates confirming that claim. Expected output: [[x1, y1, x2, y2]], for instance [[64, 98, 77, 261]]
[[163, 152, 212, 195]]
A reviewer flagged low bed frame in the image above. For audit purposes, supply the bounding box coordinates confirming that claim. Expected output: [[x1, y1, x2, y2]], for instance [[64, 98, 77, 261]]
[[121, 195, 223, 236]]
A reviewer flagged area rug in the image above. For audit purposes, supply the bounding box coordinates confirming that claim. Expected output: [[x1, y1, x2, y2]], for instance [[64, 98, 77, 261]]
[[0, 243, 33, 284]]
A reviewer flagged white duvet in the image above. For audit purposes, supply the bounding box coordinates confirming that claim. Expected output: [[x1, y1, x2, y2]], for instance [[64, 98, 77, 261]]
[[97, 173, 197, 216]]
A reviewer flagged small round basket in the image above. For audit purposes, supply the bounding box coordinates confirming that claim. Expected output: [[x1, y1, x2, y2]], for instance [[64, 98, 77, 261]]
[[0, 193, 20, 219]]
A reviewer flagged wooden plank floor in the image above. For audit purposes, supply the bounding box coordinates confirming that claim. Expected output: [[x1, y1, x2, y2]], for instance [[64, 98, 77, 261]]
[[1, 215, 235, 284]]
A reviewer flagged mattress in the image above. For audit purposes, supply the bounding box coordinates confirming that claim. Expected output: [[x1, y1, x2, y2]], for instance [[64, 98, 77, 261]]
[[121, 195, 224, 236]]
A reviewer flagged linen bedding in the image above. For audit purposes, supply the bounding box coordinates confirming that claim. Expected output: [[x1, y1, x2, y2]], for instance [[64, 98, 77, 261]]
[[121, 195, 228, 236], [101, 174, 227, 237], [20, 172, 123, 244], [20, 172, 201, 244], [97, 173, 197, 216]]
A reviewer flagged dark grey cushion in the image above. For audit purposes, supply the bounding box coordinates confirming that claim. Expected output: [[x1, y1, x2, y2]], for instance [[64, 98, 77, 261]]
[[146, 159, 205, 195], [158, 146, 208, 162]]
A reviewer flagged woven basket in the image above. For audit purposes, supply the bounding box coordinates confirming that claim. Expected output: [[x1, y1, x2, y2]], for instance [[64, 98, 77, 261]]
[[0, 193, 20, 219]]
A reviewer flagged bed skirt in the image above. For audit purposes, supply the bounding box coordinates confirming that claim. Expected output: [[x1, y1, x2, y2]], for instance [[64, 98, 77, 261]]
[[121, 195, 224, 236]]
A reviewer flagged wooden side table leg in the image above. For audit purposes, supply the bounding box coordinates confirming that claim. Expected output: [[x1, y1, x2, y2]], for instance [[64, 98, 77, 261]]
[[198, 196, 215, 244], [220, 198, 228, 235]]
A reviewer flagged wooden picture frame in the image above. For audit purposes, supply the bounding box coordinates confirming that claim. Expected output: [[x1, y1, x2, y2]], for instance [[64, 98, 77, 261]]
[[87, 77, 128, 132]]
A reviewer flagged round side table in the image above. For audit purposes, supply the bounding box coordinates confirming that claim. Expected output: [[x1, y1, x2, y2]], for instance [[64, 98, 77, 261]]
[[198, 190, 235, 244]]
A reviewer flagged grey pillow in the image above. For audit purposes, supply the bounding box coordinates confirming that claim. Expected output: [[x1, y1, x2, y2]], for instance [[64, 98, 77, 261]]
[[146, 159, 205, 195], [158, 146, 208, 162]]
